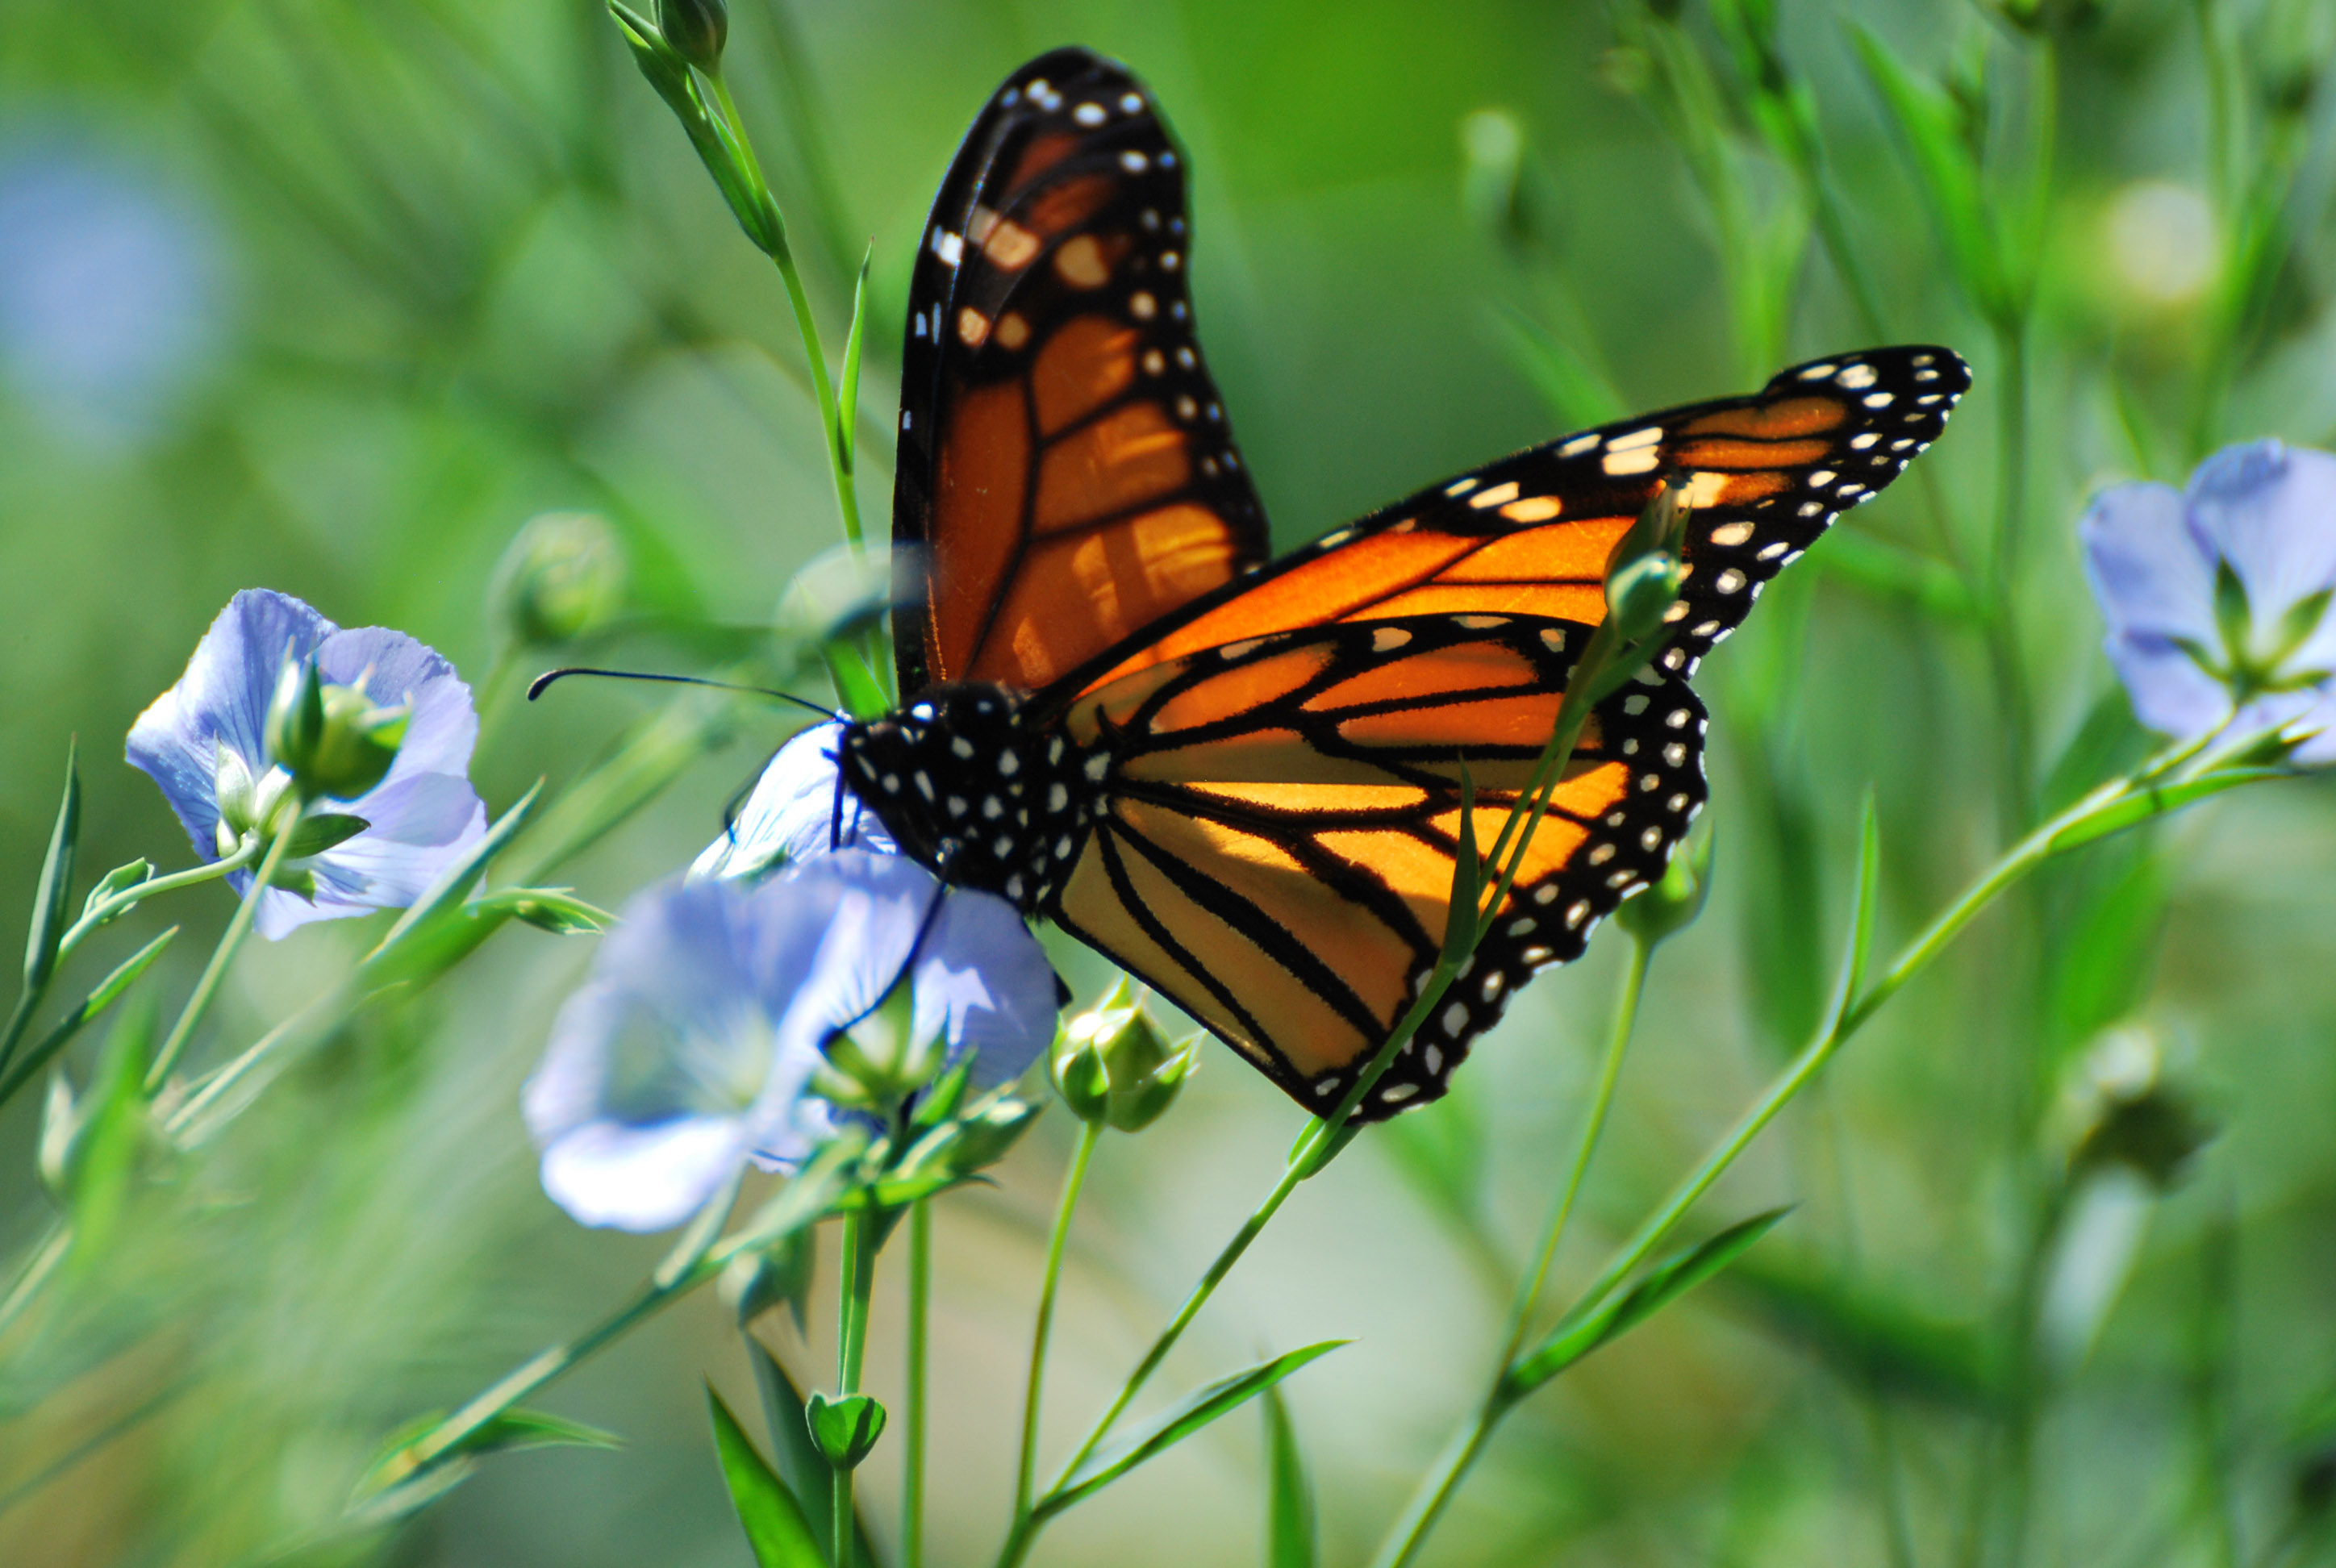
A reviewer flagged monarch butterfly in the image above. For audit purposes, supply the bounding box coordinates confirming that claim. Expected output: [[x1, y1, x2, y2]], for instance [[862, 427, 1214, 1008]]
[[833, 48, 1967, 1121]]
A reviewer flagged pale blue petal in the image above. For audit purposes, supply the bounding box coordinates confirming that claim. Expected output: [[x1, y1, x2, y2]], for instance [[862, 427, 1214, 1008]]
[[2105, 636, 2234, 744], [2184, 442, 2336, 632], [694, 722, 895, 882], [2080, 481, 2214, 646], [538, 1116, 753, 1232], [126, 590, 334, 858], [913, 885, 1057, 1087]]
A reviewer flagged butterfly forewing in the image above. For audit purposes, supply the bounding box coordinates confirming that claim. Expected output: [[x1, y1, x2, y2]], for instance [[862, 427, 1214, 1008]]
[[1052, 613, 1708, 1118], [1057, 346, 1970, 706], [894, 48, 1270, 698]]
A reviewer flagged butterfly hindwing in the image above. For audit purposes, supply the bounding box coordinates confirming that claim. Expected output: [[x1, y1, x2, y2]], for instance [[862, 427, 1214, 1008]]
[[1058, 346, 1970, 706], [894, 47, 1270, 698], [1052, 612, 1707, 1119]]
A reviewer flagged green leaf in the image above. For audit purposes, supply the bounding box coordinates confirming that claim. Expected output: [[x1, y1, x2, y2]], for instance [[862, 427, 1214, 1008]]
[[749, 1340, 878, 1566], [1508, 1210, 1788, 1395], [707, 1385, 826, 1568], [1846, 22, 2003, 320], [474, 887, 615, 936], [836, 241, 873, 473], [2046, 769, 2284, 855], [0, 926, 178, 1109], [68, 995, 156, 1261], [24, 741, 81, 991], [77, 860, 151, 926], [282, 812, 370, 860], [352, 1405, 622, 1525], [1263, 1383, 1317, 1568], [1037, 1341, 1347, 1519]]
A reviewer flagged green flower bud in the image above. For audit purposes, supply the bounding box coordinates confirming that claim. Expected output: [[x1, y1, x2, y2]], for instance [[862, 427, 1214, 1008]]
[[805, 1391, 886, 1470], [1604, 549, 1685, 652], [1600, 480, 1689, 653], [1615, 822, 1712, 948], [265, 657, 409, 803], [1052, 980, 1202, 1132], [490, 511, 628, 648], [1459, 110, 1532, 252], [656, 0, 728, 73], [2062, 1028, 2217, 1191]]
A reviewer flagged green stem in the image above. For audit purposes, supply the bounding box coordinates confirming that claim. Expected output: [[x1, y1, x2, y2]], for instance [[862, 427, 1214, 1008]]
[[903, 1198, 932, 1568], [834, 1206, 877, 1568], [1369, 936, 1651, 1568], [707, 69, 861, 549], [0, 840, 262, 1081], [59, 840, 260, 955], [1015, 1120, 1101, 1526], [144, 815, 302, 1093]]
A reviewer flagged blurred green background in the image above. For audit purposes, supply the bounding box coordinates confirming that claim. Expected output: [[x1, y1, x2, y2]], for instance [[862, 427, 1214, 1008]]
[[4, 0, 2336, 1564]]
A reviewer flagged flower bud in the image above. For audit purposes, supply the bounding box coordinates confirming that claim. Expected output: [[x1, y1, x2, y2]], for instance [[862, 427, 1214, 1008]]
[[1601, 481, 1690, 652], [1615, 822, 1712, 948], [2061, 1027, 2217, 1191], [265, 656, 410, 803], [1052, 981, 1201, 1132], [805, 1391, 886, 1470], [490, 511, 628, 648], [1460, 110, 1532, 252], [656, 0, 728, 73]]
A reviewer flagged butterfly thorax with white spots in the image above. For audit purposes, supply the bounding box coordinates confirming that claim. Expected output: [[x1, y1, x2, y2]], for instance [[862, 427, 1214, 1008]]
[[840, 686, 1110, 915]]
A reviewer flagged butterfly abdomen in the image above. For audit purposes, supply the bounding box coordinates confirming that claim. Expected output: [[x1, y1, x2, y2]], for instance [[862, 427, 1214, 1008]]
[[841, 686, 1110, 913]]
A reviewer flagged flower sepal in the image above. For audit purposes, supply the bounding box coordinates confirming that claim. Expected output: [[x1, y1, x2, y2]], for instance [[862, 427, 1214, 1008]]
[[804, 1391, 886, 1470], [816, 979, 945, 1116]]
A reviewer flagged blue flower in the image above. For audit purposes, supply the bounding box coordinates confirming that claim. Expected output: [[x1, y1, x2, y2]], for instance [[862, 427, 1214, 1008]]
[[524, 852, 1057, 1231], [126, 590, 487, 939], [2081, 440, 2336, 764], [691, 720, 895, 882]]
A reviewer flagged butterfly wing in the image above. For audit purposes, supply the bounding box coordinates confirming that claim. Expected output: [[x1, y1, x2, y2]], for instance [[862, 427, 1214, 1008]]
[[1040, 345, 1968, 1118], [1053, 612, 1704, 1118], [893, 48, 1270, 697], [1052, 347, 1971, 707]]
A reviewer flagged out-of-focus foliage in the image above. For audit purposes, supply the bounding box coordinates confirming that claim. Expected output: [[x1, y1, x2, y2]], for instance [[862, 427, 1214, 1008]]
[[2, 1, 2335, 1565]]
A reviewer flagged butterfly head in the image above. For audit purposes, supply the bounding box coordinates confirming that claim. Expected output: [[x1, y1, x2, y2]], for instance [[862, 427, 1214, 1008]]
[[839, 684, 1109, 915]]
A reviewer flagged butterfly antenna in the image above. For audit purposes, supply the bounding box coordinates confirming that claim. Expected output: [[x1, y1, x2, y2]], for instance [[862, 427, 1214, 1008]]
[[528, 666, 844, 721]]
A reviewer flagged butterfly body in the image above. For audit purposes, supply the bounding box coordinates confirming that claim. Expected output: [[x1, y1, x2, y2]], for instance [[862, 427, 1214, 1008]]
[[841, 682, 1108, 915], [844, 47, 1971, 1122]]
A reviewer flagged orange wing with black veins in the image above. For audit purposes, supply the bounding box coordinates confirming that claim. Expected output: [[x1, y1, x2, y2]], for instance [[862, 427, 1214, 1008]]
[[892, 48, 1270, 698]]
